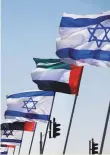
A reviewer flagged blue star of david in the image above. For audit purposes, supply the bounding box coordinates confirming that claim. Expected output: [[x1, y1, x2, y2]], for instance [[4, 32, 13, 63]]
[[3, 130, 13, 137], [22, 97, 37, 112], [88, 23, 110, 47]]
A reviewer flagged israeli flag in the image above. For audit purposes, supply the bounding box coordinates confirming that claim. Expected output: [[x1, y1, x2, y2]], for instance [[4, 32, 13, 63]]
[[5, 90, 54, 122], [56, 11, 110, 67], [1, 130, 22, 146], [0, 146, 8, 155]]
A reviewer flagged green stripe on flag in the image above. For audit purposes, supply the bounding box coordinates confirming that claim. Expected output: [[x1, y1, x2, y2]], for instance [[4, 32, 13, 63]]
[[33, 58, 60, 64], [33, 58, 71, 70]]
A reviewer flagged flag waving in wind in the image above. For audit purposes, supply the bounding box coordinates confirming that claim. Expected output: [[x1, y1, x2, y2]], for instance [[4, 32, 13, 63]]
[[5, 90, 54, 122], [0, 145, 8, 155], [1, 129, 22, 146], [31, 58, 83, 94], [1, 122, 35, 146], [1, 122, 35, 132], [56, 11, 110, 67], [1, 144, 15, 148]]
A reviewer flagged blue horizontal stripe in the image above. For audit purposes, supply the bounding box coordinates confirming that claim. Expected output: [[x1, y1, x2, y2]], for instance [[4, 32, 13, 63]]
[[7, 91, 54, 98], [1, 151, 8, 154], [60, 15, 110, 27], [5, 110, 49, 121], [56, 48, 110, 61], [1, 139, 22, 143]]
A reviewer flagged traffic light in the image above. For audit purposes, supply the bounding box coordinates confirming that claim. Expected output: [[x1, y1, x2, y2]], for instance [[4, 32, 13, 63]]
[[53, 118, 61, 138], [92, 139, 98, 154]]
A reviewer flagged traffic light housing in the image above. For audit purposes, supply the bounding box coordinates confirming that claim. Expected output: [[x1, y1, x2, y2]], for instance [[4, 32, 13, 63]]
[[53, 118, 61, 138], [92, 139, 98, 154]]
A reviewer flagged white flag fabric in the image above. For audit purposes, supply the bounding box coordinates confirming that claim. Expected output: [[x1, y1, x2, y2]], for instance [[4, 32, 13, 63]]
[[5, 90, 54, 122], [1, 130, 22, 146], [0, 146, 8, 155], [56, 11, 110, 67], [31, 58, 83, 94]]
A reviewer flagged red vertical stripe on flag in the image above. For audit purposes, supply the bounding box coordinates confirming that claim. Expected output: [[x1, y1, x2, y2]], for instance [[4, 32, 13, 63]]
[[24, 121, 36, 131], [7, 145, 15, 148], [69, 65, 83, 95], [1, 144, 15, 148]]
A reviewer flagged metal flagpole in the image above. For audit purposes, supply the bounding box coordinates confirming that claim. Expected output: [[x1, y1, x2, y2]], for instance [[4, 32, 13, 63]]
[[89, 140, 91, 154], [42, 92, 56, 154], [99, 102, 110, 154], [40, 132, 43, 154], [18, 130, 24, 155], [13, 146, 16, 155], [28, 123, 37, 155], [63, 95, 78, 154], [7, 146, 9, 155], [63, 67, 84, 155]]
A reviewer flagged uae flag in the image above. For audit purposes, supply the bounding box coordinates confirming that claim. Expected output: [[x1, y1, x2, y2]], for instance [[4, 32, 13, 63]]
[[1, 122, 35, 132], [1, 144, 15, 148], [31, 58, 83, 94]]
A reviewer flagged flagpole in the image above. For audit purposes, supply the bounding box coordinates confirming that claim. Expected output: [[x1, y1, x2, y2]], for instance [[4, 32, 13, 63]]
[[13, 147, 16, 155], [40, 132, 43, 154], [42, 92, 56, 154], [63, 67, 83, 155], [7, 146, 9, 155], [28, 123, 37, 155], [18, 130, 24, 155], [99, 102, 110, 154], [63, 95, 78, 154]]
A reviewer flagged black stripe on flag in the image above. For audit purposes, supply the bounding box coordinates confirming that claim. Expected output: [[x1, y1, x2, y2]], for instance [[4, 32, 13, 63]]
[[1, 122, 25, 130], [33, 80, 71, 94]]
